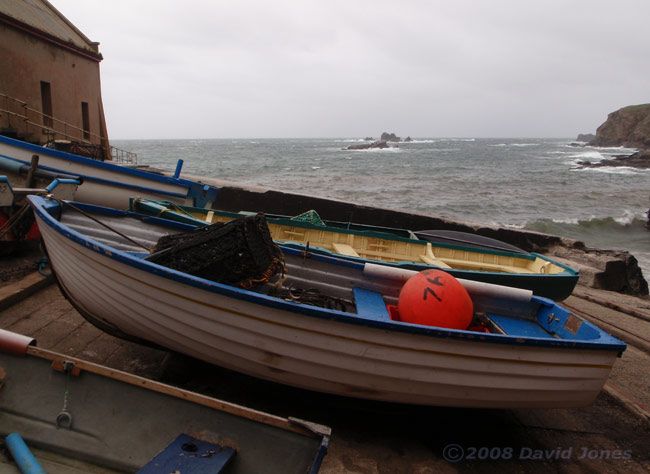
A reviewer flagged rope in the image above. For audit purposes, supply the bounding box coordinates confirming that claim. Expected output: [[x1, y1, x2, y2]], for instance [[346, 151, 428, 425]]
[[0, 203, 31, 239], [37, 257, 51, 276], [59, 200, 150, 251]]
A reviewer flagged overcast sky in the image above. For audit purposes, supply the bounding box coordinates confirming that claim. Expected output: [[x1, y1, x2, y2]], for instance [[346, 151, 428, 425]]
[[52, 0, 650, 139]]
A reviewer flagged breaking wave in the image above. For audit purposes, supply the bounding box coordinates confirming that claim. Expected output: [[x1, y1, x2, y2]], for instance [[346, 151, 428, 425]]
[[522, 212, 647, 243]]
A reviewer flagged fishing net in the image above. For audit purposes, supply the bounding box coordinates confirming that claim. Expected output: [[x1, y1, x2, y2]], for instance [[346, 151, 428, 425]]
[[147, 213, 285, 289], [289, 210, 325, 226], [267, 286, 354, 312]]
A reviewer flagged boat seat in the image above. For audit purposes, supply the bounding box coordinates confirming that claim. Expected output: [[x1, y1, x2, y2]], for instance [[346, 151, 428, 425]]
[[138, 433, 236, 473], [488, 314, 553, 338], [418, 243, 451, 268], [332, 243, 361, 257], [436, 257, 534, 274], [353, 287, 390, 321]]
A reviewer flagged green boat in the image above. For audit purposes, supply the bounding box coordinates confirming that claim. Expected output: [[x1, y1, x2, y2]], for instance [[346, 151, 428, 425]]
[[128, 198, 579, 301], [0, 329, 329, 473]]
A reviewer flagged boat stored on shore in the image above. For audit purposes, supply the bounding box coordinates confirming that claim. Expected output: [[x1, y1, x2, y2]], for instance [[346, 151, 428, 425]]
[[0, 135, 217, 209], [29, 195, 625, 408], [0, 329, 330, 473], [129, 197, 579, 301]]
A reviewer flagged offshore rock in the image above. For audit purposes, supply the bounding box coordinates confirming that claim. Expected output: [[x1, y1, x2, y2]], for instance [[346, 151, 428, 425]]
[[381, 132, 401, 142], [590, 104, 650, 148], [576, 133, 596, 142], [345, 140, 390, 150]]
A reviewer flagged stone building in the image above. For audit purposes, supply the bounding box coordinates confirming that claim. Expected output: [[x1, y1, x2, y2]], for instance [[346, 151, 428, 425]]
[[0, 0, 110, 158]]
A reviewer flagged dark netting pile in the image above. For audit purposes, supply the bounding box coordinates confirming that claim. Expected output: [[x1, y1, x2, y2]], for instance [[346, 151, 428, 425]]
[[147, 213, 285, 289], [267, 286, 354, 312]]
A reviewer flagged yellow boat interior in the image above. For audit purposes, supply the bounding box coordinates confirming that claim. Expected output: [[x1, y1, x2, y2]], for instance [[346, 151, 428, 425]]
[[188, 209, 564, 276]]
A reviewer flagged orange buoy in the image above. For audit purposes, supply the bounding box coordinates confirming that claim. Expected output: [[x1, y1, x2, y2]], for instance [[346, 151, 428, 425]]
[[397, 269, 473, 330]]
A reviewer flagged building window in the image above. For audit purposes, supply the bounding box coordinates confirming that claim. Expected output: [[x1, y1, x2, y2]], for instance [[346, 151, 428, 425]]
[[81, 102, 90, 140], [40, 81, 53, 128]]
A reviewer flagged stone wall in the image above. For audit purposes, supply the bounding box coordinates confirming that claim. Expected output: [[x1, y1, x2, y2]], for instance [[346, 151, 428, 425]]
[[194, 177, 648, 297]]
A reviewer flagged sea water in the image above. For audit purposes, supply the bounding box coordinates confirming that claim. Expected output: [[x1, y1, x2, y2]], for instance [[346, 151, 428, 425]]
[[112, 137, 650, 277]]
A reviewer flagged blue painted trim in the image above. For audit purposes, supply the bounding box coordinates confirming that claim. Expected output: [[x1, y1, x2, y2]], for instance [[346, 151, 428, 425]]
[[309, 436, 330, 474], [45, 178, 81, 192], [0, 155, 25, 174], [173, 159, 184, 179], [0, 136, 220, 202], [188, 182, 219, 208], [0, 175, 12, 191], [29, 196, 625, 353], [0, 152, 188, 200]]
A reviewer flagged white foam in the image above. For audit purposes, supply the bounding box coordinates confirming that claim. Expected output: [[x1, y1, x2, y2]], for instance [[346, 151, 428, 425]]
[[551, 217, 581, 225], [354, 146, 403, 153], [568, 151, 606, 160], [614, 210, 637, 226], [503, 222, 526, 229], [593, 146, 637, 153], [586, 166, 642, 175]]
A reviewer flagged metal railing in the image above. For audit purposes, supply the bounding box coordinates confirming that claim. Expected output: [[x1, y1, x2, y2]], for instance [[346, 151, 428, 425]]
[[110, 146, 137, 164], [0, 92, 136, 164]]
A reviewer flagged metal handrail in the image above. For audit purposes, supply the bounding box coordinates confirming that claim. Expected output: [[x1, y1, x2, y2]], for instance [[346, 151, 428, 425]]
[[0, 92, 137, 164], [110, 146, 137, 164]]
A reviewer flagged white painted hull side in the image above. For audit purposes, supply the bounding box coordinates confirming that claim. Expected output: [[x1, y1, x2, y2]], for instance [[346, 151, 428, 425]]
[[0, 139, 192, 209], [36, 214, 619, 408]]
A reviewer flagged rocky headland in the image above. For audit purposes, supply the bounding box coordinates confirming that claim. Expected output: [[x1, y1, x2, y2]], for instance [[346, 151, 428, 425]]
[[590, 104, 650, 148], [575, 102, 650, 231], [574, 104, 650, 170]]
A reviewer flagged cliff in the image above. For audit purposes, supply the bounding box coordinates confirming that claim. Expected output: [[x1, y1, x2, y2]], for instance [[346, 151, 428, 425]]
[[591, 104, 650, 148]]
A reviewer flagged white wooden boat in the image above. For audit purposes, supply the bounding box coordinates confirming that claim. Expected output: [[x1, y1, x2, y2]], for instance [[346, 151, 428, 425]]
[[0, 329, 329, 473], [29, 195, 626, 408], [0, 134, 217, 209]]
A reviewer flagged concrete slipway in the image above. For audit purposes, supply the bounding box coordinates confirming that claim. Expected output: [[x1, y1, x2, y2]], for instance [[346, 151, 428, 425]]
[[0, 250, 648, 473]]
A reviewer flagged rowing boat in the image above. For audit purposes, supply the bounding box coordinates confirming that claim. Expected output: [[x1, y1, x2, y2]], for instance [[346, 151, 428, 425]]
[[0, 329, 329, 473], [0, 134, 217, 209], [129, 198, 579, 301], [29, 195, 624, 408]]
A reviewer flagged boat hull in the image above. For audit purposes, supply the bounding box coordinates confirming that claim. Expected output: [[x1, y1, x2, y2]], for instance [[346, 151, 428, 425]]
[[0, 331, 328, 473], [31, 197, 623, 408], [0, 135, 216, 208]]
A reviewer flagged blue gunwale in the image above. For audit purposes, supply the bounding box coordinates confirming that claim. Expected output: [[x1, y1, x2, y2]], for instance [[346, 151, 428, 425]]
[[0, 134, 196, 189], [0, 152, 189, 200], [29, 195, 625, 355]]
